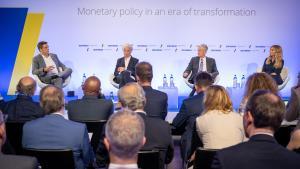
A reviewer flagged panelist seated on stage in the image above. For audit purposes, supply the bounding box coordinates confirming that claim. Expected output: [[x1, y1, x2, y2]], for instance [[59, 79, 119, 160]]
[[32, 41, 72, 88], [113, 43, 139, 88], [262, 45, 284, 85], [183, 44, 219, 96]]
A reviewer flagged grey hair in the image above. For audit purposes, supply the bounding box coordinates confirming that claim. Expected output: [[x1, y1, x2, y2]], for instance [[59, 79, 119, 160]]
[[117, 82, 146, 111], [197, 44, 208, 52], [122, 43, 133, 51], [105, 109, 145, 159]]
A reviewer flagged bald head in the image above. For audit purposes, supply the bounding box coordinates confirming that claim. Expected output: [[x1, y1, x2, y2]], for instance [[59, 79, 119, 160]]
[[16, 76, 36, 96], [117, 83, 146, 111], [82, 76, 101, 96], [40, 85, 64, 114]]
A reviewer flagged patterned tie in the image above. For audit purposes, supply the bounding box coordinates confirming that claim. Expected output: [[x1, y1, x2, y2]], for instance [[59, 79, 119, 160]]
[[199, 58, 204, 72]]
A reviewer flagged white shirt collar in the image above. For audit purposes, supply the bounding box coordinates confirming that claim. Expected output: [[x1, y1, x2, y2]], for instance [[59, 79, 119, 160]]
[[252, 132, 274, 137], [134, 110, 146, 115], [109, 163, 138, 169]]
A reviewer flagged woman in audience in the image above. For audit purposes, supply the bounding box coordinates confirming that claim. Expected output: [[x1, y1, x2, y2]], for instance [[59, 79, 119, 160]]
[[262, 45, 284, 85], [196, 85, 245, 150], [239, 72, 278, 114]]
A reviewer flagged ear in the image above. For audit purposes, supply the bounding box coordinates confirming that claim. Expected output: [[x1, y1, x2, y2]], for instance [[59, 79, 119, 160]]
[[104, 137, 110, 151], [244, 111, 253, 125], [142, 136, 146, 146]]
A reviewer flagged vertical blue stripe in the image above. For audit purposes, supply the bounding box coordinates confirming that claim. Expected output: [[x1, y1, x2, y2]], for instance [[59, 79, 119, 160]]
[[0, 8, 28, 94]]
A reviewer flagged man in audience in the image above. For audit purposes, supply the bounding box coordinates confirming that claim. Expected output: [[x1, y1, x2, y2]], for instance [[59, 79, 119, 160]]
[[211, 90, 300, 169], [113, 43, 139, 88], [172, 72, 213, 161], [2, 76, 44, 122], [22, 85, 94, 169], [67, 76, 113, 121], [104, 109, 145, 169], [117, 83, 174, 166], [0, 110, 38, 169], [32, 41, 72, 88], [135, 62, 168, 119], [285, 72, 300, 122]]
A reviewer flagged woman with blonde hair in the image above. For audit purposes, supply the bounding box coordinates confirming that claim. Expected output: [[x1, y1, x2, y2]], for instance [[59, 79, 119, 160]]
[[196, 85, 245, 149], [238, 72, 278, 114], [262, 45, 284, 85]]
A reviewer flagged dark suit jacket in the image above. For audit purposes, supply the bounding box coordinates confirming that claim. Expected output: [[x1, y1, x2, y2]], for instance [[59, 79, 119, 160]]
[[67, 95, 113, 121], [212, 134, 300, 169], [143, 86, 168, 120], [114, 56, 139, 76], [0, 99, 5, 111], [0, 153, 38, 169], [172, 92, 205, 130], [184, 56, 219, 82], [137, 112, 174, 165], [22, 114, 95, 169], [32, 53, 68, 83], [2, 95, 44, 122], [285, 86, 300, 123], [172, 92, 205, 161]]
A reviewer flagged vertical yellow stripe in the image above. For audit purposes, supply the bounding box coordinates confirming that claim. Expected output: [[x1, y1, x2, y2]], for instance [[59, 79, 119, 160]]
[[8, 13, 44, 95]]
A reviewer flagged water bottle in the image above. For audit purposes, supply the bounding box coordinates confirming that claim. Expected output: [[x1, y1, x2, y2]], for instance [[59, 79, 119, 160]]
[[109, 91, 114, 101], [163, 74, 168, 88], [170, 74, 175, 88], [82, 73, 87, 86], [233, 75, 238, 88], [241, 75, 246, 88]]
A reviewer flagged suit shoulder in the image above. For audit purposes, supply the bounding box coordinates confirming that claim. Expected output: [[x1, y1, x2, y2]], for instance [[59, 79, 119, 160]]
[[152, 89, 167, 97]]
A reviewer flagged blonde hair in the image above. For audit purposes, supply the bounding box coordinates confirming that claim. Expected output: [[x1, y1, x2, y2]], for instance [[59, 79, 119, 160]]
[[203, 85, 233, 114], [266, 45, 283, 69]]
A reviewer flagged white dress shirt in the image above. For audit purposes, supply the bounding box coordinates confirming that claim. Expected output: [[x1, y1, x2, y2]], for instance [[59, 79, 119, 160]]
[[109, 163, 138, 169], [42, 54, 59, 74], [198, 56, 207, 72], [124, 56, 131, 70]]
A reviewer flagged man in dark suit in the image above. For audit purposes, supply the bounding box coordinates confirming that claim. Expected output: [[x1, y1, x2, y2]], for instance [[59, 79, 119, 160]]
[[135, 62, 168, 119], [285, 72, 300, 123], [67, 76, 113, 121], [22, 85, 94, 169], [118, 83, 174, 167], [3, 76, 44, 122], [183, 44, 219, 96], [0, 110, 38, 169], [32, 41, 72, 88], [211, 90, 300, 169], [113, 43, 139, 88], [172, 72, 213, 161]]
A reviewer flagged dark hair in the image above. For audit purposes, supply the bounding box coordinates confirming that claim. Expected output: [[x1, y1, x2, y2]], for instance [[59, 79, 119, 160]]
[[135, 62, 153, 82], [246, 90, 285, 132], [40, 85, 64, 114], [37, 41, 48, 51], [16, 79, 36, 96], [194, 72, 213, 87]]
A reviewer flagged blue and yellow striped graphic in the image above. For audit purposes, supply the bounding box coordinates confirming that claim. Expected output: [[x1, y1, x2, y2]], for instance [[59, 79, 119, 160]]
[[0, 8, 44, 95]]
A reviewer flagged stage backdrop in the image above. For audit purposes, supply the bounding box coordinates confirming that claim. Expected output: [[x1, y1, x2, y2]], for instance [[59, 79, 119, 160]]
[[1, 0, 300, 97]]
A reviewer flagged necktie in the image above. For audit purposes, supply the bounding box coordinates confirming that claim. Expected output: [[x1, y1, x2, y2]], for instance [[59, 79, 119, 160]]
[[199, 58, 204, 72]]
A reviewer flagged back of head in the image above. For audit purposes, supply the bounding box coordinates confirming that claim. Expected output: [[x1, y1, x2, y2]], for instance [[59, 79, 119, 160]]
[[118, 83, 146, 111], [135, 62, 153, 83], [82, 76, 101, 96], [105, 109, 145, 159], [39, 85, 64, 114], [194, 72, 213, 88], [244, 72, 278, 99], [246, 90, 285, 132], [204, 85, 233, 114], [16, 76, 37, 96]]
